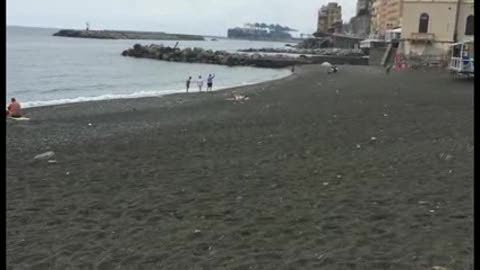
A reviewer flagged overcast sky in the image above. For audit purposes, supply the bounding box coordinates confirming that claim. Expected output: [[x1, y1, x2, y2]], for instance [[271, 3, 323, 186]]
[[7, 0, 357, 36]]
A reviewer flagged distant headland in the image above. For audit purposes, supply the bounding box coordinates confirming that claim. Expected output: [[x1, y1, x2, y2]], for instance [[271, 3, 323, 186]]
[[53, 29, 205, 41]]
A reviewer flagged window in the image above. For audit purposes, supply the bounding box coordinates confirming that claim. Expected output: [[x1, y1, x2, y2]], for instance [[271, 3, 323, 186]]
[[419, 13, 429, 33], [465, 15, 474, 35]]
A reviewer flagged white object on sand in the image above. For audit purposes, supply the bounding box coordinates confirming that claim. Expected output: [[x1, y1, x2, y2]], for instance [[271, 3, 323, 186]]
[[8, 117, 30, 121], [431, 267, 449, 270], [226, 94, 250, 102], [34, 151, 55, 160], [321, 62, 332, 67]]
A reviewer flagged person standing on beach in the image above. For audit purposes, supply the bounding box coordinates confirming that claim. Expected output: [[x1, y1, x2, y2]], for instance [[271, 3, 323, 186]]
[[206, 74, 215, 91], [197, 75, 204, 92], [186, 76, 192, 92], [386, 64, 393, 74]]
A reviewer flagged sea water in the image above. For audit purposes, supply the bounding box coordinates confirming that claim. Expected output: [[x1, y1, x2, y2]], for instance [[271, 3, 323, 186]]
[[7, 26, 293, 108]]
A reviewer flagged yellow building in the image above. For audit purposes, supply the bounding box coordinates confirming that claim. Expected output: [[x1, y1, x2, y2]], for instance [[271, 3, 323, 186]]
[[370, 0, 403, 36], [400, 0, 474, 58], [370, 0, 381, 35], [317, 2, 343, 33]]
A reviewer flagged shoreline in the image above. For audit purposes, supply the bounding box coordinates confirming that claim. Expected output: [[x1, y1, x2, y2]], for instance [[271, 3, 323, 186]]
[[21, 69, 294, 110], [7, 64, 473, 269]]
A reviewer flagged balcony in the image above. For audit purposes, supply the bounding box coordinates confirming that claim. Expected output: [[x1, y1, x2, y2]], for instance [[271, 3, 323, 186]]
[[410, 32, 435, 42]]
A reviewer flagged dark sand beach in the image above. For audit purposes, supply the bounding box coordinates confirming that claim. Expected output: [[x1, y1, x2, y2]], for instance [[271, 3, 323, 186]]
[[7, 65, 473, 269]]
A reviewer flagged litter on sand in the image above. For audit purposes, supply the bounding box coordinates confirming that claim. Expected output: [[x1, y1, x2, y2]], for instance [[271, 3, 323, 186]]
[[8, 117, 30, 121], [321, 62, 332, 67], [34, 151, 55, 160], [226, 94, 250, 102], [431, 267, 449, 270]]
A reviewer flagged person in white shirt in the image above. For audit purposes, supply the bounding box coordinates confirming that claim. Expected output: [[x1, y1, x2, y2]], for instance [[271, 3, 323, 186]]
[[197, 75, 204, 92]]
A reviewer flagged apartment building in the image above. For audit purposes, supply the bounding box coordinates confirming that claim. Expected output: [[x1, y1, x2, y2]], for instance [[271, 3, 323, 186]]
[[370, 0, 403, 36], [357, 0, 370, 14], [317, 2, 343, 33]]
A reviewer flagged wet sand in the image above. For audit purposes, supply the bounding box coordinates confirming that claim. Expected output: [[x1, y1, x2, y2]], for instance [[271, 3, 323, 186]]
[[7, 65, 473, 269]]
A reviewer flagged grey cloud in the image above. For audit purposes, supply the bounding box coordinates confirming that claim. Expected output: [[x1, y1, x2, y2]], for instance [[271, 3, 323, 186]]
[[7, 0, 357, 36]]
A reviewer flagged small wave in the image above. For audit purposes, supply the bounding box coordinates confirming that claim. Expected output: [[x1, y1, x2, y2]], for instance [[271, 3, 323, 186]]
[[42, 87, 80, 93], [21, 71, 292, 108], [22, 89, 182, 108]]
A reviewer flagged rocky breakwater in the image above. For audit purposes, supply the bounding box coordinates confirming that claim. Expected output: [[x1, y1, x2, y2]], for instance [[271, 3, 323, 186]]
[[121, 44, 310, 68], [239, 47, 365, 57], [53, 29, 205, 41], [238, 47, 368, 66]]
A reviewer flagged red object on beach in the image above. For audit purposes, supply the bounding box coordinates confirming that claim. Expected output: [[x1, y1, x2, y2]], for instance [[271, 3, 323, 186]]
[[393, 53, 407, 71]]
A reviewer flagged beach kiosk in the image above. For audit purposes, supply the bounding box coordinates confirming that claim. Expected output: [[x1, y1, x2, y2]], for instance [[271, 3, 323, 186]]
[[448, 39, 474, 78]]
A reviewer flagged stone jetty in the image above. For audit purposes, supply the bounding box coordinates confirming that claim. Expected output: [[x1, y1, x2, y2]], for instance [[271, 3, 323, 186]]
[[53, 29, 205, 41], [121, 44, 309, 68]]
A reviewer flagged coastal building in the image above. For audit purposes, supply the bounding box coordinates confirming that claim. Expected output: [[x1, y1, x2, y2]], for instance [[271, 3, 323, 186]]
[[370, 0, 403, 37], [350, 0, 372, 38], [370, 0, 381, 35], [317, 2, 343, 34], [399, 0, 474, 64], [351, 15, 371, 38], [383, 0, 403, 30], [357, 0, 370, 15]]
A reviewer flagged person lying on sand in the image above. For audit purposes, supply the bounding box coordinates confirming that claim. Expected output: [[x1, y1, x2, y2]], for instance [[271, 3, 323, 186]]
[[7, 98, 23, 118]]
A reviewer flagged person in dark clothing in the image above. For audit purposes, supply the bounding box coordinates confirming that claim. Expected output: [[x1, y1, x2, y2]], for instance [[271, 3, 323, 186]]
[[386, 64, 393, 74], [207, 74, 215, 91], [186, 76, 192, 92]]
